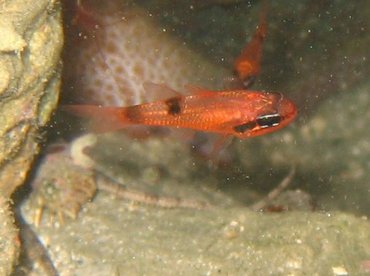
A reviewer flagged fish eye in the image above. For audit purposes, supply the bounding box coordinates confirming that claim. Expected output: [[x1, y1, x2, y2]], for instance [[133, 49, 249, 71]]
[[256, 113, 281, 128]]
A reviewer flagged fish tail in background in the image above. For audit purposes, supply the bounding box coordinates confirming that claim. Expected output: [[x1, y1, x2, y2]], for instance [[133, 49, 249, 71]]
[[63, 105, 130, 133]]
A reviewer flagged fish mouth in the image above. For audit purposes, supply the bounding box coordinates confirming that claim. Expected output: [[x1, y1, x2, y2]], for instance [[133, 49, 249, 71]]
[[279, 97, 298, 125]]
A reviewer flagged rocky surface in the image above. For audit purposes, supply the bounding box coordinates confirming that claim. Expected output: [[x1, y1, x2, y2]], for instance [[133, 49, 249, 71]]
[[0, 196, 19, 276], [0, 0, 63, 274], [21, 193, 370, 275], [0, 0, 62, 197]]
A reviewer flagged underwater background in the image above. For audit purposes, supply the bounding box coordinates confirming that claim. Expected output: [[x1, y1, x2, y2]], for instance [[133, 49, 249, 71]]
[[5, 0, 370, 274]]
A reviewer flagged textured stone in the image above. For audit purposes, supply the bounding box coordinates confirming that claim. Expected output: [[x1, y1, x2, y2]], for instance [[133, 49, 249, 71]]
[[21, 194, 370, 275], [0, 196, 19, 276], [0, 0, 63, 197], [0, 1, 63, 275]]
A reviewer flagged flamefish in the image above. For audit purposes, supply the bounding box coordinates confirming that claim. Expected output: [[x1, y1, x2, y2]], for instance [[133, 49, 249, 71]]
[[64, 85, 297, 139]]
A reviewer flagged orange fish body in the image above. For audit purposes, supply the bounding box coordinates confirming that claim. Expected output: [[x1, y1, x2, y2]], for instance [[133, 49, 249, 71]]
[[65, 86, 297, 139]]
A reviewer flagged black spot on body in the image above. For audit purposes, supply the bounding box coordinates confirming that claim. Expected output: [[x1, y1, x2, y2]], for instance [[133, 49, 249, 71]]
[[233, 121, 257, 133], [124, 106, 141, 122], [256, 113, 281, 129], [165, 97, 182, 115]]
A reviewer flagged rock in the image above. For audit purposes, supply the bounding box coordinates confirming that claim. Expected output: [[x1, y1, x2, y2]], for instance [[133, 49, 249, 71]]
[[0, 0, 63, 275], [0, 196, 19, 275], [20, 194, 370, 275], [0, 0, 63, 197]]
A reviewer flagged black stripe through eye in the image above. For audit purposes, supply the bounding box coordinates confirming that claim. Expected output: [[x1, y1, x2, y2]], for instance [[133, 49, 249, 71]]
[[233, 121, 257, 133], [165, 97, 182, 115], [256, 113, 281, 128]]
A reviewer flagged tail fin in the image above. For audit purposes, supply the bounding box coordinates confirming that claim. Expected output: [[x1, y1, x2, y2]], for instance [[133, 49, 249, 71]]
[[63, 105, 129, 133]]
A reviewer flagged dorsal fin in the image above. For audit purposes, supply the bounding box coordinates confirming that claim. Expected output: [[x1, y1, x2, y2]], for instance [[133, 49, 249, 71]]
[[183, 84, 215, 95], [142, 82, 183, 102]]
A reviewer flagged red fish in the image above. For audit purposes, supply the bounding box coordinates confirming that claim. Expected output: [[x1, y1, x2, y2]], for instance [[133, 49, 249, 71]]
[[64, 84, 297, 139], [234, 3, 267, 88]]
